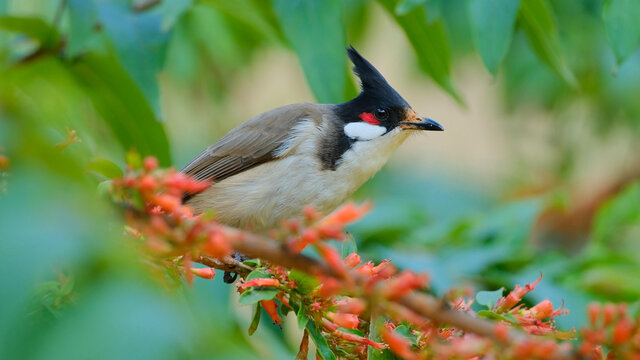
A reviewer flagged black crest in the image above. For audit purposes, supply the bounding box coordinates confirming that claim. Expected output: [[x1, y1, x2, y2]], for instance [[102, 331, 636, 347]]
[[347, 46, 392, 91], [345, 46, 409, 110]]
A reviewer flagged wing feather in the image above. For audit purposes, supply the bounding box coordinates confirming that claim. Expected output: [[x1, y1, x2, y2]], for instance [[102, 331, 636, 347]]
[[181, 103, 324, 187]]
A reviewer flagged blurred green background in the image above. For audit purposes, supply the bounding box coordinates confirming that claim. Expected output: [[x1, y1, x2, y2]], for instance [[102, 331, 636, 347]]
[[1, 0, 640, 358]]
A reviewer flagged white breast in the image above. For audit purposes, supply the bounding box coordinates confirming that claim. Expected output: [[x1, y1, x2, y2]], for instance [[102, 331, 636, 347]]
[[188, 121, 408, 232]]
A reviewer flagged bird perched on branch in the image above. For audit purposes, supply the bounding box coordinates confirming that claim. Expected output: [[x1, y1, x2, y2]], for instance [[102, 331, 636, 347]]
[[182, 47, 443, 232]]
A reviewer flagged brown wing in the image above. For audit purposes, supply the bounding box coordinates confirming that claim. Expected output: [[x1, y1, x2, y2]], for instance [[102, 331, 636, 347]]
[[181, 103, 324, 183]]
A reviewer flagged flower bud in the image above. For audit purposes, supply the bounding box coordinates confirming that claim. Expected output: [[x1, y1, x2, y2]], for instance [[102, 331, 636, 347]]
[[143, 156, 158, 172], [192, 267, 215, 279], [344, 252, 361, 268], [612, 318, 633, 345], [587, 303, 600, 326], [327, 312, 359, 329], [240, 278, 280, 288]]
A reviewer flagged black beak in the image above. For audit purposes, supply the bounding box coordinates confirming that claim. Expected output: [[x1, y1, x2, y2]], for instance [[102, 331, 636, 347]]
[[399, 117, 444, 131]]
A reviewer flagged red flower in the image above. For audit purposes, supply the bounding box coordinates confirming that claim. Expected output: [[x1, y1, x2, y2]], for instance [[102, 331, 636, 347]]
[[191, 267, 215, 280], [381, 271, 429, 300], [333, 328, 385, 350], [335, 297, 366, 315], [151, 194, 181, 212], [587, 303, 600, 326], [201, 229, 232, 259], [321, 202, 371, 227], [381, 324, 416, 359], [495, 274, 542, 313], [240, 278, 281, 288], [344, 252, 361, 268], [530, 299, 553, 320], [315, 243, 346, 277], [612, 318, 633, 345], [326, 312, 359, 329], [261, 300, 282, 326], [138, 175, 157, 192], [143, 156, 158, 172]]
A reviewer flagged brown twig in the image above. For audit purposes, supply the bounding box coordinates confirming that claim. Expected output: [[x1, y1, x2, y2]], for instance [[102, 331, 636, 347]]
[[210, 225, 574, 354]]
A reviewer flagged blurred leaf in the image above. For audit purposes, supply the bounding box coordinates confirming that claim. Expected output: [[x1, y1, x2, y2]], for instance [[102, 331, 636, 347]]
[[290, 269, 319, 294], [273, 0, 347, 103], [248, 302, 261, 335], [0, 16, 59, 49], [518, 0, 577, 86], [204, 0, 284, 44], [475, 287, 504, 309], [71, 53, 171, 165], [367, 316, 396, 360], [602, 0, 640, 65], [86, 158, 123, 179], [153, 0, 193, 30], [468, 0, 521, 75], [591, 181, 640, 251], [424, 0, 443, 23], [305, 320, 337, 360], [395, 0, 426, 15], [66, 0, 97, 57], [341, 234, 358, 258], [477, 310, 517, 323], [296, 302, 309, 329], [31, 281, 190, 360], [96, 1, 169, 114], [377, 0, 462, 103]]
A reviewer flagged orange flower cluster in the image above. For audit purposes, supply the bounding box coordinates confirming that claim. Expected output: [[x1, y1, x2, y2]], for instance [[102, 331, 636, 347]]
[[580, 302, 640, 359], [111, 155, 640, 360]]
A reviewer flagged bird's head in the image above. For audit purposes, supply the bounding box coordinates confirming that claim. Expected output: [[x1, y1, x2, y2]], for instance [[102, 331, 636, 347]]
[[336, 46, 443, 141]]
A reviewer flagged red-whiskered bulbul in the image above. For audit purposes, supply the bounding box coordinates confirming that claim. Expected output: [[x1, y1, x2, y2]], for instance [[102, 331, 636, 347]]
[[182, 47, 443, 231]]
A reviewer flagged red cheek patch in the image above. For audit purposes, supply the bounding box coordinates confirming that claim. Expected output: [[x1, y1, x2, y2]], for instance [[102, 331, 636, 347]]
[[359, 112, 380, 125]]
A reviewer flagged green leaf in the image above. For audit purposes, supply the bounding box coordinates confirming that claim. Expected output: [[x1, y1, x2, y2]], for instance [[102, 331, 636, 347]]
[[238, 270, 278, 305], [377, 0, 462, 103], [289, 269, 319, 294], [153, 0, 193, 30], [393, 325, 417, 345], [238, 288, 279, 305], [306, 320, 337, 360], [0, 16, 59, 49], [475, 287, 504, 309], [296, 302, 310, 330], [477, 310, 518, 323], [67, 0, 97, 57], [70, 53, 171, 166], [395, 0, 426, 15], [518, 0, 576, 87], [602, 0, 640, 65], [246, 270, 272, 280], [248, 302, 261, 335], [591, 181, 640, 251], [367, 316, 395, 360], [86, 158, 123, 179], [341, 234, 358, 259], [468, 0, 521, 75], [96, 2, 169, 114], [273, 0, 347, 103]]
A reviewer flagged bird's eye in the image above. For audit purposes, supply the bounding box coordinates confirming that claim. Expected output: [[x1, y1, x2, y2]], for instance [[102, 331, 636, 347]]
[[374, 108, 388, 120]]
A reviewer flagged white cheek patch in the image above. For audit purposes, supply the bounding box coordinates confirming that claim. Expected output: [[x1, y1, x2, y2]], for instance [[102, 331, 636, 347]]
[[344, 122, 386, 141]]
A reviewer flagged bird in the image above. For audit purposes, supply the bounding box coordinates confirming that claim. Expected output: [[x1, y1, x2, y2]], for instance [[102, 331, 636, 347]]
[[181, 47, 443, 233]]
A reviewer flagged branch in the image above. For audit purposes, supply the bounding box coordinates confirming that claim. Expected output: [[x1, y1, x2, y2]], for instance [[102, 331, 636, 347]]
[[217, 226, 557, 349]]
